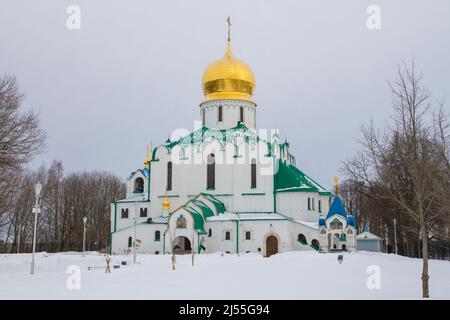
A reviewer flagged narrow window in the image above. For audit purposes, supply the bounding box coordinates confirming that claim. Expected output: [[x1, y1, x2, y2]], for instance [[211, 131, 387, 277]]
[[167, 161, 172, 191], [218, 106, 223, 122], [225, 231, 231, 240], [140, 208, 147, 217], [245, 231, 251, 240], [208, 229, 212, 237], [307, 198, 311, 211], [312, 198, 315, 211], [155, 231, 161, 242], [207, 153, 215, 189], [251, 159, 257, 188], [128, 236, 132, 248], [240, 106, 244, 122], [318, 200, 322, 213], [121, 208, 129, 219], [202, 109, 205, 125]]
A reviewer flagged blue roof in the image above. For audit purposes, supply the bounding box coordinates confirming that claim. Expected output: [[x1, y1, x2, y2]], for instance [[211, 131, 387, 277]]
[[325, 196, 348, 220], [128, 168, 149, 179], [319, 217, 326, 227], [347, 215, 355, 227]]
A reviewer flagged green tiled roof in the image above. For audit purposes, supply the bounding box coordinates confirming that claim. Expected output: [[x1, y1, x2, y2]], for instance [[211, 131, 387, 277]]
[[274, 160, 331, 195], [157, 122, 267, 152], [191, 199, 215, 218], [182, 205, 206, 234], [200, 193, 226, 214]]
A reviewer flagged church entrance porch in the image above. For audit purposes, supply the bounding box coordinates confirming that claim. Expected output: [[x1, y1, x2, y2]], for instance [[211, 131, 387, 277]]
[[265, 235, 279, 257], [174, 236, 192, 255]]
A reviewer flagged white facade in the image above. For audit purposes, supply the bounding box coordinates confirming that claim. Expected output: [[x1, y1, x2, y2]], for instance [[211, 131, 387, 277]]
[[110, 35, 358, 256]]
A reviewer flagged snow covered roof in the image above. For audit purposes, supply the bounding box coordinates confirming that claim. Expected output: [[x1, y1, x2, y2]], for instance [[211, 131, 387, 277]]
[[115, 194, 149, 203], [151, 216, 169, 224], [206, 212, 287, 222], [128, 167, 149, 179], [292, 220, 320, 230], [357, 231, 383, 240]]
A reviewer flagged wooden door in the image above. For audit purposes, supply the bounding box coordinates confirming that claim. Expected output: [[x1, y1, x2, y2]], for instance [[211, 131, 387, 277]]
[[266, 235, 278, 257]]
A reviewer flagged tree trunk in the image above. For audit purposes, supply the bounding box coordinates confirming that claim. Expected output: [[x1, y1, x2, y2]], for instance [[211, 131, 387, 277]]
[[420, 224, 429, 298]]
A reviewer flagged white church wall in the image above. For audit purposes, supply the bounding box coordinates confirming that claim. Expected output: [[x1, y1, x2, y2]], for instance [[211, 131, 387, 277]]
[[276, 192, 321, 222], [148, 138, 274, 216], [111, 223, 165, 255], [111, 201, 152, 233], [204, 220, 291, 255], [200, 100, 256, 129]]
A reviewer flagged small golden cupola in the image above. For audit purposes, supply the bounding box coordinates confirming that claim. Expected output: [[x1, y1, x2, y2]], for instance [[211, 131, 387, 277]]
[[162, 193, 170, 210], [201, 17, 255, 102]]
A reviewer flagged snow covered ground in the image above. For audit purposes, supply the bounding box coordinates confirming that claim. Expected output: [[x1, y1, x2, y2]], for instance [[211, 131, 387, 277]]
[[0, 251, 449, 299]]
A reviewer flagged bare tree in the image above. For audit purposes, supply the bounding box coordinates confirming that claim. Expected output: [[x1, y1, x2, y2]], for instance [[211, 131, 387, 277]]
[[344, 61, 450, 298], [0, 75, 46, 172]]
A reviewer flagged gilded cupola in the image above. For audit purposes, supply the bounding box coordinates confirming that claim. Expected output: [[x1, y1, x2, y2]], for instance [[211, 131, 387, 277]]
[[201, 17, 255, 102]]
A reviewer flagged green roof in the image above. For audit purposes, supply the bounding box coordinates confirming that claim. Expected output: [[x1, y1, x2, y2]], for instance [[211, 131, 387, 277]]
[[181, 205, 206, 234], [157, 122, 268, 152], [274, 160, 331, 195], [191, 199, 215, 218], [200, 193, 226, 214]]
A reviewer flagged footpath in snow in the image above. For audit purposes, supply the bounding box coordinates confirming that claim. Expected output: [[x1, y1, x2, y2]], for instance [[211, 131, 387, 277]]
[[0, 251, 449, 299]]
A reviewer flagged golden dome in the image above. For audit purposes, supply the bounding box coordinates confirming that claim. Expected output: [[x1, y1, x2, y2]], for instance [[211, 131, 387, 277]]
[[202, 41, 255, 102], [162, 194, 170, 209]]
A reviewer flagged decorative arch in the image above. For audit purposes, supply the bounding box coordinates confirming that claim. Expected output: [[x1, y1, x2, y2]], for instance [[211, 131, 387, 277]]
[[330, 218, 343, 229]]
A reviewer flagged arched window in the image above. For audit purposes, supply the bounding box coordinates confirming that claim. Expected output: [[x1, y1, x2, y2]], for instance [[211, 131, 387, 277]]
[[225, 231, 231, 240], [134, 177, 144, 193], [297, 234, 307, 244], [155, 231, 160, 242], [218, 106, 223, 122], [318, 200, 322, 213], [240, 106, 244, 122], [202, 109, 205, 125], [342, 244, 347, 251], [245, 231, 251, 240], [347, 229, 353, 235], [312, 198, 315, 210], [307, 198, 311, 211], [311, 239, 320, 250], [208, 228, 212, 237], [140, 208, 147, 217], [128, 236, 132, 248], [176, 216, 186, 229], [320, 228, 326, 235], [167, 161, 172, 191], [251, 159, 257, 188], [121, 208, 129, 219], [207, 153, 215, 189]]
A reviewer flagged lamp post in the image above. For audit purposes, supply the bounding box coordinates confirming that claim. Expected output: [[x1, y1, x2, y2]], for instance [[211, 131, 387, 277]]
[[133, 200, 137, 264], [82, 216, 87, 257], [393, 218, 398, 254], [30, 183, 42, 275], [17, 225, 21, 254], [385, 224, 389, 253]]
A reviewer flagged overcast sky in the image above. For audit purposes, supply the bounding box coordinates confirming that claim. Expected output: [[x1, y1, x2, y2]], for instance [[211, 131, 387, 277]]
[[1, 0, 449, 189]]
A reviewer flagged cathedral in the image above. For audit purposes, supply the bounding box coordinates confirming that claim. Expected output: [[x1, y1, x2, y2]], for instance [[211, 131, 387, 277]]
[[109, 19, 357, 256]]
